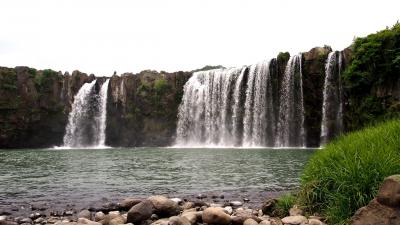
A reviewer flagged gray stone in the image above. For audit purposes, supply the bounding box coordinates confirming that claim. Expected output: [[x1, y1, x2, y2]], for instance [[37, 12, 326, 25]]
[[78, 210, 92, 220], [95, 212, 105, 222], [202, 207, 231, 225], [127, 200, 154, 223]]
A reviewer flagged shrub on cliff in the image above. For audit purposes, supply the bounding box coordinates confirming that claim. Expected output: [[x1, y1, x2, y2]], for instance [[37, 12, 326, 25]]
[[298, 119, 400, 224], [343, 22, 400, 130]]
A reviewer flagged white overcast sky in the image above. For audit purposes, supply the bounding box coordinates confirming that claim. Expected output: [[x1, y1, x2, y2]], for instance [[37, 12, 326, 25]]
[[0, 0, 399, 76]]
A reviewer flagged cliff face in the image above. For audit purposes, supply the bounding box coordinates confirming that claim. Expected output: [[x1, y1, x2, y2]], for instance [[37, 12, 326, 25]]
[[106, 70, 191, 146], [0, 67, 93, 148], [0, 41, 398, 148]]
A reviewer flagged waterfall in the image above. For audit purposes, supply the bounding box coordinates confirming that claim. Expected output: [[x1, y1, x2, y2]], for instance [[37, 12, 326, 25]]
[[97, 79, 110, 147], [320, 51, 344, 145], [62, 79, 110, 148], [276, 54, 305, 147], [176, 59, 287, 147]]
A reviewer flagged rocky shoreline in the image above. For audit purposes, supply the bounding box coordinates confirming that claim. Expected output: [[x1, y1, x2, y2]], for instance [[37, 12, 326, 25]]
[[0, 192, 324, 225]]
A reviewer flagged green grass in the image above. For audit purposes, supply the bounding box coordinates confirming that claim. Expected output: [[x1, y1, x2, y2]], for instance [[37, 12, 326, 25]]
[[274, 193, 296, 217], [298, 119, 400, 225]]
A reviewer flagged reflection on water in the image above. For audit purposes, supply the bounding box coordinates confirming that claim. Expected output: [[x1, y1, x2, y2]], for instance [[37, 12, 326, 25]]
[[0, 148, 315, 207]]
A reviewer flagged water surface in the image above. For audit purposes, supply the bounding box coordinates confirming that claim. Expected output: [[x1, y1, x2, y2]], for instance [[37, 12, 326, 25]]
[[0, 147, 315, 210]]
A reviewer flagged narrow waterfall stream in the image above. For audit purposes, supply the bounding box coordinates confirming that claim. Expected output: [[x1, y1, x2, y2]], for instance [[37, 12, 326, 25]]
[[62, 79, 110, 148]]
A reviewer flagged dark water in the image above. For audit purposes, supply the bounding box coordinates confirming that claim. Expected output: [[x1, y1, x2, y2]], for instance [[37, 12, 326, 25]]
[[0, 147, 315, 211]]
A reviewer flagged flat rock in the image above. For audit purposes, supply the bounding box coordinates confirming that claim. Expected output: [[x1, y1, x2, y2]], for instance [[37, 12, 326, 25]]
[[308, 218, 325, 225], [202, 207, 231, 225], [281, 215, 307, 225]]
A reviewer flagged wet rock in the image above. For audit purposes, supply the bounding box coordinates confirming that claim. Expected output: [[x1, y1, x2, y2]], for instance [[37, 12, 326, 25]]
[[101, 203, 119, 213], [281, 215, 307, 225], [77, 218, 102, 225], [196, 194, 206, 200], [148, 196, 179, 217], [78, 210, 92, 220], [34, 217, 45, 224], [202, 207, 231, 225], [95, 212, 105, 222], [308, 218, 325, 225], [31, 203, 48, 211], [150, 214, 159, 220], [118, 198, 143, 211], [192, 201, 208, 208], [168, 216, 191, 225], [127, 200, 154, 223], [243, 218, 258, 225], [230, 201, 243, 207], [261, 199, 277, 215], [243, 198, 250, 203], [376, 175, 400, 208], [20, 218, 33, 224], [289, 206, 303, 216], [170, 198, 182, 205]]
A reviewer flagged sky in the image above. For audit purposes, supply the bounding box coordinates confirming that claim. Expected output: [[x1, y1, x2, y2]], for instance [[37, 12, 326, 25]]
[[0, 0, 399, 76]]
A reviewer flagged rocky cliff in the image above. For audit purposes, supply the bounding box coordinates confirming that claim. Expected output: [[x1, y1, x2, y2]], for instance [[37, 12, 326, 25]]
[[0, 38, 398, 148]]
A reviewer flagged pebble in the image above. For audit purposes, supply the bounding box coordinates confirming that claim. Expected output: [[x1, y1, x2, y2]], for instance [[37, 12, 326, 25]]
[[230, 201, 243, 207], [170, 198, 183, 204]]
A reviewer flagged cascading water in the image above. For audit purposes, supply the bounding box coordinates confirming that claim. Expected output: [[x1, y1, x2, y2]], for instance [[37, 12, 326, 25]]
[[276, 54, 305, 147], [62, 79, 110, 148], [176, 59, 283, 147], [97, 79, 110, 147], [320, 51, 344, 145]]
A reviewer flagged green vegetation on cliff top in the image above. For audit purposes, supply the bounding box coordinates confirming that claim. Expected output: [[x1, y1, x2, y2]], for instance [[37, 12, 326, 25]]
[[298, 119, 400, 224], [343, 22, 400, 130]]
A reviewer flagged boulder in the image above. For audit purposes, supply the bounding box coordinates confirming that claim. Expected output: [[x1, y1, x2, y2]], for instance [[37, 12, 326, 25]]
[[119, 198, 143, 211], [168, 216, 191, 225], [148, 196, 179, 217], [351, 198, 400, 225], [202, 207, 232, 225], [95, 212, 106, 222], [78, 210, 92, 220], [243, 218, 259, 225], [281, 215, 307, 225], [376, 175, 400, 208], [127, 200, 155, 223]]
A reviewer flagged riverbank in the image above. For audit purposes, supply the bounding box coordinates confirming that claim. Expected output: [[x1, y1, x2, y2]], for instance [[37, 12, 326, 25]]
[[0, 193, 324, 225]]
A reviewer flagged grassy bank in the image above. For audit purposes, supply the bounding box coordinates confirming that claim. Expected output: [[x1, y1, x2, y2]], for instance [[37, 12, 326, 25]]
[[298, 119, 400, 224]]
